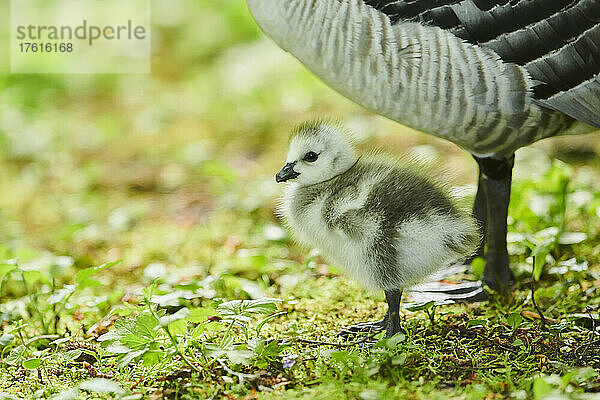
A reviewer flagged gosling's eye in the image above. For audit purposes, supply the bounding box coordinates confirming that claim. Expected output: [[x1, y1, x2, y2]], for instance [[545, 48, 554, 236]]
[[303, 151, 319, 162]]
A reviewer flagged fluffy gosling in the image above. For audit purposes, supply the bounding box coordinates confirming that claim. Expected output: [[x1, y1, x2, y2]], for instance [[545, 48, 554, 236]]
[[276, 121, 481, 338]]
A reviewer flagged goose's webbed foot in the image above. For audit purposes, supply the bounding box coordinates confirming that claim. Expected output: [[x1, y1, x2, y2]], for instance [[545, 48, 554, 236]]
[[407, 280, 488, 304], [337, 317, 387, 338], [384, 315, 403, 339]]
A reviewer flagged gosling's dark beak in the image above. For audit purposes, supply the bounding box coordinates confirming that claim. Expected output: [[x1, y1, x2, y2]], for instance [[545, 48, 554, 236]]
[[276, 162, 300, 183]]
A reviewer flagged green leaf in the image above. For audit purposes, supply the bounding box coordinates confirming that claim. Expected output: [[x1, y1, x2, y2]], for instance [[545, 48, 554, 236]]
[[392, 353, 407, 366], [329, 350, 349, 362], [6, 345, 26, 365], [560, 370, 577, 386], [22, 358, 42, 369], [405, 301, 435, 312], [22, 270, 51, 286], [110, 311, 162, 350], [64, 350, 83, 361], [117, 349, 146, 368], [532, 249, 548, 281], [533, 377, 554, 400], [0, 264, 17, 285], [96, 330, 121, 343], [366, 363, 380, 377], [76, 261, 121, 290], [113, 307, 134, 317], [47, 286, 76, 305], [105, 343, 131, 354], [227, 349, 253, 365], [240, 297, 282, 314], [217, 297, 282, 318], [114, 318, 137, 337], [121, 334, 152, 349], [467, 319, 487, 328], [534, 286, 558, 303], [159, 307, 190, 327], [506, 312, 523, 330], [256, 311, 286, 335], [387, 332, 405, 348], [167, 319, 188, 336], [79, 378, 124, 394], [135, 313, 160, 339], [190, 324, 205, 339], [187, 307, 216, 323], [470, 257, 485, 281], [248, 338, 281, 362], [142, 349, 163, 366]]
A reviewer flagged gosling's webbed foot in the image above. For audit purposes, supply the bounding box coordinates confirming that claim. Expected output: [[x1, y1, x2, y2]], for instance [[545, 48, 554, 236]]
[[347, 324, 405, 349], [355, 338, 380, 349], [339, 290, 405, 345]]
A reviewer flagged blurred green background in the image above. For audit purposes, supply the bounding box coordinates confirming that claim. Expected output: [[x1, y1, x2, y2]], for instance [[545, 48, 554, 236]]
[[1, 2, 600, 398], [0, 0, 599, 290]]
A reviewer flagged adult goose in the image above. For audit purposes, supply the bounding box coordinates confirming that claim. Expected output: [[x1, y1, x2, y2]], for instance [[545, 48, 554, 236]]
[[246, 0, 600, 291]]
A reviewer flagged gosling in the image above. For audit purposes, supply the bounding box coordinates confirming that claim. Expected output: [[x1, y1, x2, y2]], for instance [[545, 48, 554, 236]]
[[276, 121, 481, 338]]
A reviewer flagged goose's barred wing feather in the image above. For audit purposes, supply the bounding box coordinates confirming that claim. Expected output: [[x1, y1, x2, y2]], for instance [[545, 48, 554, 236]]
[[364, 0, 600, 127]]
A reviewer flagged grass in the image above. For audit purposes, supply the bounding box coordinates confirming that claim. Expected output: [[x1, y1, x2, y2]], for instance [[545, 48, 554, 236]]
[[1, 1, 600, 399]]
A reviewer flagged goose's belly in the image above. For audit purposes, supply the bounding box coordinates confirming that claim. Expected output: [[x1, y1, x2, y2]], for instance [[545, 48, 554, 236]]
[[252, 0, 583, 156], [294, 21, 574, 156]]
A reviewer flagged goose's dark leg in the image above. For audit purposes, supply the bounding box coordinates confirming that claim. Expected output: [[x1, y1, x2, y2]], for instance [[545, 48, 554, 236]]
[[474, 154, 516, 291], [402, 157, 513, 303], [468, 167, 487, 262], [384, 289, 402, 338]]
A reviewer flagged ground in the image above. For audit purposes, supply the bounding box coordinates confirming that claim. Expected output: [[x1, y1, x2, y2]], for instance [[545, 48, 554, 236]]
[[0, 1, 599, 399]]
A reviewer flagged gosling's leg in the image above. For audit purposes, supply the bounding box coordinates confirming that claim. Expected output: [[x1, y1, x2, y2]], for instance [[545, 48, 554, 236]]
[[338, 290, 403, 339], [475, 154, 516, 291], [384, 289, 402, 338]]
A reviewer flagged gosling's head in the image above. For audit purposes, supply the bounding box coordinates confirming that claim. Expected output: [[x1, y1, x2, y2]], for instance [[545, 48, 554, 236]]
[[276, 121, 357, 186]]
